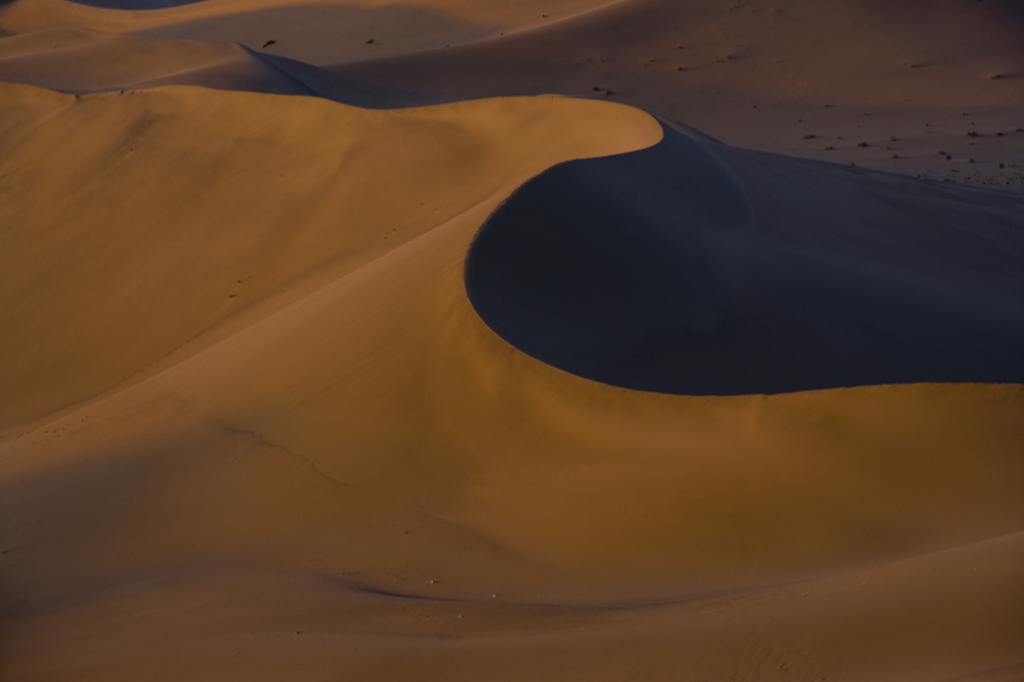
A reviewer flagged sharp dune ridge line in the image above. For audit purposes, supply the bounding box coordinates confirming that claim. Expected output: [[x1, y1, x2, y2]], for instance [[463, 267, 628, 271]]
[[1, 1, 1023, 680]]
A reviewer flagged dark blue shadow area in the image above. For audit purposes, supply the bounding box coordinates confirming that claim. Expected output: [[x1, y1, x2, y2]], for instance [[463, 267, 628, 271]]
[[464, 124, 1024, 395]]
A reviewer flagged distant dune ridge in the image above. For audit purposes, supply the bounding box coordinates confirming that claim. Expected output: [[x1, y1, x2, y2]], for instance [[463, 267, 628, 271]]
[[0, 28, 451, 104], [338, 0, 1024, 190], [0, 0, 1023, 680]]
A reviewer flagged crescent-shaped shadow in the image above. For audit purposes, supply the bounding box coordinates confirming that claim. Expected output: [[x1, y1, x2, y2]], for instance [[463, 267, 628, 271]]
[[465, 123, 1024, 395]]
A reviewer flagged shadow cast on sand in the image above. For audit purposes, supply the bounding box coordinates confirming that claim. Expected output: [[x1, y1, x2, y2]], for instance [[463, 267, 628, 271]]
[[465, 123, 1024, 395]]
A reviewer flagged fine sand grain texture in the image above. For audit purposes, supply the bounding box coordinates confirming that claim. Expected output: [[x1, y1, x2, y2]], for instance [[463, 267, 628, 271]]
[[1, 1, 1023, 680]]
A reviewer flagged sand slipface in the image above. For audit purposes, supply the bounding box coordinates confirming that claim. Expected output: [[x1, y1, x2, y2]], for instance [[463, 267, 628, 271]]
[[465, 122, 1024, 394], [1, 2, 1023, 680]]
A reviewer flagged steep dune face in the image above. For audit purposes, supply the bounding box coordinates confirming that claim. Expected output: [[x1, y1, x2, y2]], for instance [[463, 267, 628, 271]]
[[466, 123, 1024, 394]]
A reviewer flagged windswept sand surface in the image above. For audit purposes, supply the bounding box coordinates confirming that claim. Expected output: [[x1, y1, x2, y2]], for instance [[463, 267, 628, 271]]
[[1, 1, 1023, 680]]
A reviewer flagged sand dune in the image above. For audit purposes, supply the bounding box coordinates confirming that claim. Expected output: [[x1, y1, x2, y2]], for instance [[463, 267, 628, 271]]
[[1, 1, 1022, 680]]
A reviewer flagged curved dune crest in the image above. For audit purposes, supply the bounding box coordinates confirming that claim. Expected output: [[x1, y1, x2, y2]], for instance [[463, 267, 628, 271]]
[[0, 82, 661, 430], [466, 122, 1024, 394]]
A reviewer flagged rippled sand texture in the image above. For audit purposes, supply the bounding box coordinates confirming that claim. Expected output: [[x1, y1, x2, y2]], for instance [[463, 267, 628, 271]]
[[1, 1, 1022, 680]]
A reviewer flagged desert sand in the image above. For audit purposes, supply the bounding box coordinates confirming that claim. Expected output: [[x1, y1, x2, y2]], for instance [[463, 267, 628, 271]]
[[1, 0, 1022, 680]]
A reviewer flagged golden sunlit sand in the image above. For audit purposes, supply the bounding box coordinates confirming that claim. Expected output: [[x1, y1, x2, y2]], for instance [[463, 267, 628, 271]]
[[1, 1, 1022, 680]]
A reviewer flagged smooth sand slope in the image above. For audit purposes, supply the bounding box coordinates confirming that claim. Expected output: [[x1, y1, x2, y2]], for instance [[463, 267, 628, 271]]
[[1, 81, 1023, 681], [0, 1, 1023, 680]]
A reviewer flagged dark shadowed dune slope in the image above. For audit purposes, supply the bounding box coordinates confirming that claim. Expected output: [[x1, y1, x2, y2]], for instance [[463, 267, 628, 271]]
[[465, 124, 1024, 395]]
